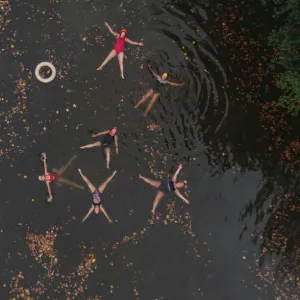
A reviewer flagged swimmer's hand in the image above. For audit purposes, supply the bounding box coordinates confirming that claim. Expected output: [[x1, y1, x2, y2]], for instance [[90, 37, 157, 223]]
[[108, 218, 113, 224], [104, 22, 109, 27], [178, 163, 183, 170], [184, 199, 190, 204], [92, 133, 97, 138], [116, 148, 119, 154], [138, 42, 144, 46]]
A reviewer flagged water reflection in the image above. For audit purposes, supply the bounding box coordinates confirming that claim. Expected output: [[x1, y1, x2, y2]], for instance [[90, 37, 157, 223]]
[[1, 0, 299, 298]]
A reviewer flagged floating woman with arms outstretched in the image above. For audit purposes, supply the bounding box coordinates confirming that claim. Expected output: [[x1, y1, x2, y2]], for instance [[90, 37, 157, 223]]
[[97, 22, 144, 79], [78, 169, 117, 223], [139, 164, 190, 214], [38, 154, 84, 202], [134, 64, 184, 116], [80, 127, 119, 169]]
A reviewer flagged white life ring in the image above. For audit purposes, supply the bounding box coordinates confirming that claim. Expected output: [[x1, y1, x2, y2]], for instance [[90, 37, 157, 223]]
[[35, 62, 56, 83]]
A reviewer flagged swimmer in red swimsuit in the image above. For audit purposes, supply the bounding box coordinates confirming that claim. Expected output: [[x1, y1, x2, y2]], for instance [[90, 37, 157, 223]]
[[96, 22, 144, 79], [78, 168, 117, 223], [38, 154, 84, 201]]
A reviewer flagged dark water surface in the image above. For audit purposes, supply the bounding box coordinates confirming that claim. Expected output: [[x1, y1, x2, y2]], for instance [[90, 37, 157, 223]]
[[0, 0, 288, 299]]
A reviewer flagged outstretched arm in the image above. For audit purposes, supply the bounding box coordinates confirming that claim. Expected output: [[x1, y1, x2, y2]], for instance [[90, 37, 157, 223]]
[[82, 205, 94, 223], [92, 130, 110, 138], [114, 134, 119, 154], [104, 22, 119, 37], [148, 64, 160, 79], [165, 80, 184, 86], [46, 182, 53, 200], [172, 164, 183, 182], [100, 206, 113, 223], [175, 190, 190, 204], [125, 38, 144, 46], [43, 157, 48, 175]]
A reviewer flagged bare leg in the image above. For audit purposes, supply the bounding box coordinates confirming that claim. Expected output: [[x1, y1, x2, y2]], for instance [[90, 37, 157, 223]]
[[78, 169, 96, 193], [100, 205, 113, 223], [80, 141, 101, 149], [134, 89, 154, 109], [98, 171, 117, 193], [56, 155, 77, 176], [144, 93, 160, 116], [152, 191, 164, 214], [97, 50, 117, 70], [118, 52, 124, 79], [58, 177, 84, 190], [139, 174, 161, 188], [105, 147, 111, 169]]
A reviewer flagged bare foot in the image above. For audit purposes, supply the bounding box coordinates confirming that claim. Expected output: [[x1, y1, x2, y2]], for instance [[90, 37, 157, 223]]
[[106, 164, 110, 169], [121, 75, 125, 79]]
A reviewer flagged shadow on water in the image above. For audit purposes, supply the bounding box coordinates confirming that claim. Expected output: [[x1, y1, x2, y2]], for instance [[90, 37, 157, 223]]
[[0, 0, 299, 299]]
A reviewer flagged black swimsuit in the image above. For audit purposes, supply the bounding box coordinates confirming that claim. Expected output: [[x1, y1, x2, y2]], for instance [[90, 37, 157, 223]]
[[153, 78, 166, 93], [99, 133, 114, 147], [159, 180, 176, 194], [92, 189, 102, 207]]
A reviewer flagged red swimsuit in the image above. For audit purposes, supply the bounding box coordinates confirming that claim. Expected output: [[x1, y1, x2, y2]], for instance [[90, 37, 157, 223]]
[[114, 37, 125, 54], [45, 173, 59, 183]]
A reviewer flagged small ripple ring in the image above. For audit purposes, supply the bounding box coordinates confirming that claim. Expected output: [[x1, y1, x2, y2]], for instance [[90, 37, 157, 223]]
[[35, 62, 56, 83]]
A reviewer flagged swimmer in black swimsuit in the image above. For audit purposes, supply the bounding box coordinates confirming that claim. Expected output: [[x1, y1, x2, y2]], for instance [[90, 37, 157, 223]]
[[139, 164, 190, 214], [80, 127, 119, 169], [78, 168, 117, 223], [134, 64, 184, 116]]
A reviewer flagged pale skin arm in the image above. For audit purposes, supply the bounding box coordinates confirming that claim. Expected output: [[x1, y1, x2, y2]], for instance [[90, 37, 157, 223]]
[[100, 206, 113, 223], [46, 182, 53, 199], [82, 205, 94, 223], [92, 130, 110, 138], [125, 38, 144, 46], [148, 64, 160, 79], [172, 164, 183, 182], [43, 157, 53, 199], [104, 22, 119, 37], [175, 190, 190, 204], [43, 157, 48, 175], [165, 80, 184, 86], [114, 134, 119, 154]]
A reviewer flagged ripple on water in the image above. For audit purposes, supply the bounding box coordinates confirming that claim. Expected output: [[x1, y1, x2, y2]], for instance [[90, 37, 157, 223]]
[[130, 0, 228, 168]]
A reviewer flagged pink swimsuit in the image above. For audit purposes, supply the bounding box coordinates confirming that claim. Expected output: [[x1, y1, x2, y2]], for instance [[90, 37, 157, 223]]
[[114, 37, 125, 54], [45, 173, 59, 183]]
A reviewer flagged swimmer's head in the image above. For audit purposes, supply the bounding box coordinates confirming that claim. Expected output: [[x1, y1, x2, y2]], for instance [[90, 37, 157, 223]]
[[94, 205, 100, 214], [162, 73, 168, 80], [110, 127, 117, 135], [175, 181, 184, 189], [38, 175, 45, 181], [120, 29, 127, 37]]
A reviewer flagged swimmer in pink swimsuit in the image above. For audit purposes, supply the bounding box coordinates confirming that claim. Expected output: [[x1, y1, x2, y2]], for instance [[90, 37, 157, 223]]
[[38, 154, 84, 201], [97, 22, 144, 79]]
